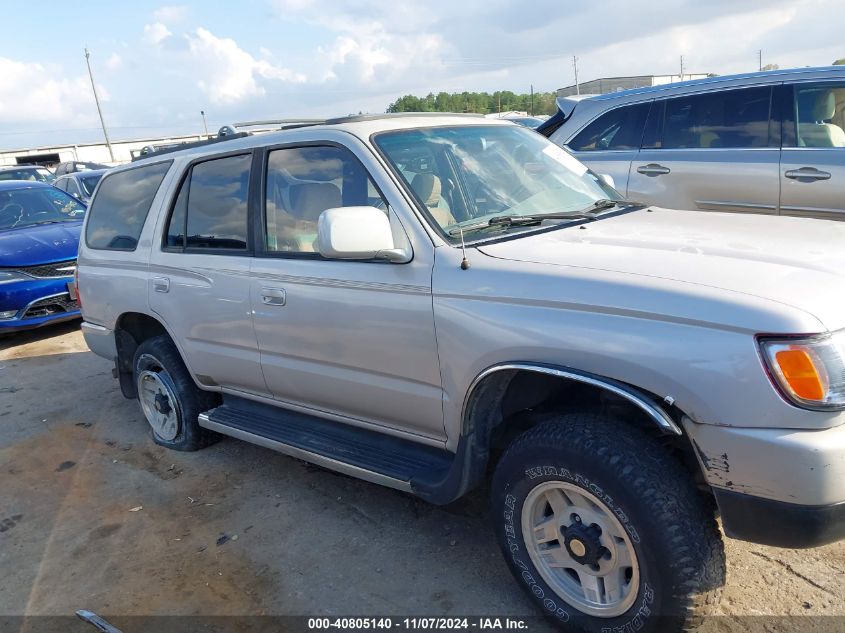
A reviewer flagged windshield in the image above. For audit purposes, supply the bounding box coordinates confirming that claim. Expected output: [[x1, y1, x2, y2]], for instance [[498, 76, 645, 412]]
[[80, 173, 103, 196], [0, 167, 55, 183], [373, 125, 618, 242], [0, 187, 86, 230]]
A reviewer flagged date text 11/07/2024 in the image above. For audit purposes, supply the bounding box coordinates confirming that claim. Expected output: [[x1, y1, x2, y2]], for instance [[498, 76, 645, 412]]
[[307, 618, 530, 630]]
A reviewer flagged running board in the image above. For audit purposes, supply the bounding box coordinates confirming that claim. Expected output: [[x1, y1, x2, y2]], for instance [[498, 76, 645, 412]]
[[198, 396, 452, 495]]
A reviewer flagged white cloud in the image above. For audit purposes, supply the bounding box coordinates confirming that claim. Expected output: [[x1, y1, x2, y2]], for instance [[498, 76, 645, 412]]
[[142, 25, 306, 105], [153, 5, 188, 24], [143, 22, 172, 45], [104, 52, 123, 71], [0, 57, 99, 124]]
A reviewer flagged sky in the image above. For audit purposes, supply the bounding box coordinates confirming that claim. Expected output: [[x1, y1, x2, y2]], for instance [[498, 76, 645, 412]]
[[0, 0, 842, 149]]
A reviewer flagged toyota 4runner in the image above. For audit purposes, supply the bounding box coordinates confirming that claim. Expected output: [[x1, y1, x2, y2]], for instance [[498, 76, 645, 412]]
[[78, 114, 845, 632]]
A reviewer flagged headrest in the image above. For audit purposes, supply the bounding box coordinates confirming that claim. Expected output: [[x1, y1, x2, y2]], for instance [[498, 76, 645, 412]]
[[289, 183, 342, 222], [411, 173, 441, 207], [813, 91, 836, 121]]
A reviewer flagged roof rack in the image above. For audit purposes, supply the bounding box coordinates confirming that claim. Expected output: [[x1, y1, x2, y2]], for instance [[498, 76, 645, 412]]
[[132, 112, 488, 161]]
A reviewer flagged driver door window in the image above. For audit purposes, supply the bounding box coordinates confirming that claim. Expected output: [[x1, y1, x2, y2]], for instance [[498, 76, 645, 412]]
[[264, 145, 388, 254]]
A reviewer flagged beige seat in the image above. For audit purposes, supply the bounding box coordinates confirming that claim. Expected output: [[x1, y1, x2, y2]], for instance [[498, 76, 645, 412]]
[[799, 91, 845, 148], [271, 182, 342, 252], [410, 173, 456, 227]]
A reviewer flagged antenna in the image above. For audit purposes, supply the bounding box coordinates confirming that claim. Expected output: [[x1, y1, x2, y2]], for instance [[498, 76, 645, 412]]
[[458, 226, 471, 270]]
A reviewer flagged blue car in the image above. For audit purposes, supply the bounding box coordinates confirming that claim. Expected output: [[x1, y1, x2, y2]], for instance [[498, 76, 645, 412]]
[[0, 181, 87, 333]]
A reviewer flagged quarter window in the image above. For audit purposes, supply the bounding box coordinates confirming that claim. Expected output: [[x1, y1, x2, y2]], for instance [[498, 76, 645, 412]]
[[568, 103, 650, 151], [165, 154, 251, 251], [658, 87, 773, 149], [85, 161, 171, 251], [263, 145, 387, 254], [792, 83, 845, 148]]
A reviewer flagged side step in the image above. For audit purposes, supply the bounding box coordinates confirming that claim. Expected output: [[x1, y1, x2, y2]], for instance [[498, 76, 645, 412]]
[[198, 396, 453, 495]]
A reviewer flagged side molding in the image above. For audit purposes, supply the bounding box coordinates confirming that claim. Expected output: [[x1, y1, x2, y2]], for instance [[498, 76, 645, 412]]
[[463, 362, 682, 435]]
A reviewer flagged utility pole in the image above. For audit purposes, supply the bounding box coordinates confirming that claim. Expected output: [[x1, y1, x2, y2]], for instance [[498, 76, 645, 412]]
[[758, 49, 763, 71], [679, 55, 684, 81], [201, 110, 209, 138], [573, 56, 580, 95], [530, 84, 534, 116], [84, 48, 115, 163]]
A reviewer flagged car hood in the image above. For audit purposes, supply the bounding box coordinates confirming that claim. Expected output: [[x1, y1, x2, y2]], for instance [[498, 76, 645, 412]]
[[0, 221, 82, 267], [477, 208, 845, 332]]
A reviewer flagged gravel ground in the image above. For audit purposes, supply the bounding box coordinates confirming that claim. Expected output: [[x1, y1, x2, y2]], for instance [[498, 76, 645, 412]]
[[0, 323, 842, 632]]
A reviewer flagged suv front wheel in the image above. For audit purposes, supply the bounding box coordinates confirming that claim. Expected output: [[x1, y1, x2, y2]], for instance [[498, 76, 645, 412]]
[[132, 335, 218, 451], [491, 413, 725, 632]]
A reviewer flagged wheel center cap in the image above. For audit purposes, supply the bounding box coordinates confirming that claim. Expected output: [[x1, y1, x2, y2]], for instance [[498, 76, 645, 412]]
[[569, 538, 587, 557], [154, 392, 172, 415], [562, 522, 604, 566]]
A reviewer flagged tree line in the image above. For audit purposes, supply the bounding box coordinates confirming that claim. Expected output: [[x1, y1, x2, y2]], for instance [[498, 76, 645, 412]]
[[386, 91, 559, 116]]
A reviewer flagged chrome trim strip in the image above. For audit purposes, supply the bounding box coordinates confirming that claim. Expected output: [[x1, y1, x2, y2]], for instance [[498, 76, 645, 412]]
[[462, 363, 682, 435], [198, 413, 415, 492], [695, 200, 778, 211]]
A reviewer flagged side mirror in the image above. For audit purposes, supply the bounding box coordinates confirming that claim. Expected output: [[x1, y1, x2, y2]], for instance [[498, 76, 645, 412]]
[[317, 206, 411, 263], [599, 173, 616, 189]]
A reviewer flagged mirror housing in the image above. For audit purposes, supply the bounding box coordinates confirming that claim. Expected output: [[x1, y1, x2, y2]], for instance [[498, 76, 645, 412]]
[[599, 173, 616, 189], [317, 206, 411, 263]]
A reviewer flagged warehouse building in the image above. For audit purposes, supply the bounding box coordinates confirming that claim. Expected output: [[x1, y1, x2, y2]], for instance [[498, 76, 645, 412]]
[[0, 133, 208, 168], [557, 73, 711, 97]]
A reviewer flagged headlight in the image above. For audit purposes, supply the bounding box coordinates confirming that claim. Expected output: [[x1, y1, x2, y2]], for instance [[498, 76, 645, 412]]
[[0, 271, 28, 285], [759, 333, 845, 410]]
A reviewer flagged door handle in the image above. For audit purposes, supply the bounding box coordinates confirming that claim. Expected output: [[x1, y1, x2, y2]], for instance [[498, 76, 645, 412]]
[[261, 287, 286, 306], [637, 163, 671, 176], [785, 167, 831, 181], [152, 277, 170, 293]]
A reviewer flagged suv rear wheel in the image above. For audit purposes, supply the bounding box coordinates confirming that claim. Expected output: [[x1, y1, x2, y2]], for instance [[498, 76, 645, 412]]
[[491, 412, 724, 632], [132, 335, 218, 451]]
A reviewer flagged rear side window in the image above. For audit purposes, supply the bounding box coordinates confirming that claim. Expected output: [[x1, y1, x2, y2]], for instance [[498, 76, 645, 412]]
[[85, 161, 172, 250], [568, 103, 650, 151], [165, 154, 250, 251], [658, 87, 773, 149]]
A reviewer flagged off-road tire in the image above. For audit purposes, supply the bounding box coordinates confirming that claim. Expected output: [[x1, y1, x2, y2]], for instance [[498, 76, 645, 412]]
[[132, 335, 219, 451], [491, 412, 725, 632]]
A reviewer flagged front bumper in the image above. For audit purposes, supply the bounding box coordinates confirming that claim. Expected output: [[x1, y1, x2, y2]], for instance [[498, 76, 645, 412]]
[[0, 278, 80, 332], [714, 489, 845, 548], [684, 417, 845, 548]]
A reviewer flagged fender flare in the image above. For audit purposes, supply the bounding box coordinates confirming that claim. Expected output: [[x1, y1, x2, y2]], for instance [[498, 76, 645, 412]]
[[462, 362, 682, 436]]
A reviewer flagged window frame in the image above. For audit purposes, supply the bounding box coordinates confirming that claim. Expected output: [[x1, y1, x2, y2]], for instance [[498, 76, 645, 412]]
[[160, 149, 255, 257], [566, 101, 653, 153], [252, 140, 391, 261], [642, 85, 777, 151], [84, 159, 173, 252]]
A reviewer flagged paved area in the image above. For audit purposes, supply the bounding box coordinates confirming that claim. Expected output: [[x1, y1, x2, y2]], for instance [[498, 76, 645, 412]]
[[0, 324, 842, 632]]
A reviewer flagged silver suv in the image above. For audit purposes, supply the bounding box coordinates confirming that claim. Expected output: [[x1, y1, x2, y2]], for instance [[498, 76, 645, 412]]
[[78, 114, 845, 632], [541, 66, 845, 219]]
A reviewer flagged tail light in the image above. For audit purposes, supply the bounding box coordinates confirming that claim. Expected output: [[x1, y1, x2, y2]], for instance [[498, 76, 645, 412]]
[[72, 267, 82, 311]]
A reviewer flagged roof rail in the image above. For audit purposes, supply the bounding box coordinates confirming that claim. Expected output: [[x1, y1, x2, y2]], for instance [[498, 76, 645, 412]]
[[133, 125, 250, 161]]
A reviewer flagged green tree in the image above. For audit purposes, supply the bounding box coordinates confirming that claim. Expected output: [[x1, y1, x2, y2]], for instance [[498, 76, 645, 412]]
[[833, 58, 845, 65], [386, 90, 559, 116]]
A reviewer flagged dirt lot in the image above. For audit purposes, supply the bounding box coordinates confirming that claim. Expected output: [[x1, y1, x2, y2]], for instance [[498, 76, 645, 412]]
[[1, 323, 843, 632]]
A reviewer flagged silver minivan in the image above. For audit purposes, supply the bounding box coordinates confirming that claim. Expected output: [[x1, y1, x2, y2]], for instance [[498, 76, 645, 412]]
[[541, 66, 845, 219]]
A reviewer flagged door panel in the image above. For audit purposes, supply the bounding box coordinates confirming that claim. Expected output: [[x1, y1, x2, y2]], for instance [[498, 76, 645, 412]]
[[149, 253, 268, 395], [779, 81, 845, 219], [629, 148, 781, 213], [250, 258, 443, 439]]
